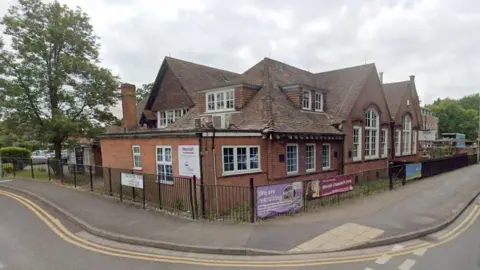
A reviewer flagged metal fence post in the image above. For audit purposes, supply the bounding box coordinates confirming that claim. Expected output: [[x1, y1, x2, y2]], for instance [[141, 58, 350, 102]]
[[388, 163, 393, 190], [302, 180, 307, 212], [108, 167, 112, 196], [47, 159, 51, 181], [193, 175, 198, 218], [60, 161, 64, 183], [189, 178, 195, 219], [12, 159, 16, 178], [89, 165, 93, 191], [249, 177, 255, 223], [131, 170, 135, 202], [119, 176, 123, 202], [402, 164, 406, 186], [30, 159, 34, 179], [200, 178, 206, 219], [73, 164, 77, 187], [142, 175, 146, 209], [157, 176, 162, 209]]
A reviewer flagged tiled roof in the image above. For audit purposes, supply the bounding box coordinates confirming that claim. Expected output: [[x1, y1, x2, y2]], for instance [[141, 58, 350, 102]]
[[146, 57, 379, 135], [313, 63, 375, 121], [165, 57, 240, 96], [382, 81, 409, 119], [165, 58, 342, 134]]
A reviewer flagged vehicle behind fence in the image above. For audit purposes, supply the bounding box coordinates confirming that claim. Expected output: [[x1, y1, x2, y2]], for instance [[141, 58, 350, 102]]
[[0, 153, 478, 223]]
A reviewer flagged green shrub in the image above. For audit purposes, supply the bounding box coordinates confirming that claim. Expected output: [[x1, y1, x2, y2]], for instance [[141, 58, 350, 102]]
[[2, 163, 13, 174], [1, 147, 31, 170], [35, 167, 46, 173], [0, 147, 31, 159]]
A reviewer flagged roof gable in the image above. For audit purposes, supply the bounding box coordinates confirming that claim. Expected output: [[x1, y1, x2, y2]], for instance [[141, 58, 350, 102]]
[[313, 63, 375, 121], [382, 81, 410, 119]]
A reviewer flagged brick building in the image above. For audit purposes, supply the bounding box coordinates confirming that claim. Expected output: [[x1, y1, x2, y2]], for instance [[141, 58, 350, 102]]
[[100, 56, 421, 187], [382, 76, 422, 163], [418, 108, 439, 149]]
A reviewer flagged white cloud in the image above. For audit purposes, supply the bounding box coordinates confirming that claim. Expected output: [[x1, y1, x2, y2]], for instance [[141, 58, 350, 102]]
[[1, 0, 480, 117]]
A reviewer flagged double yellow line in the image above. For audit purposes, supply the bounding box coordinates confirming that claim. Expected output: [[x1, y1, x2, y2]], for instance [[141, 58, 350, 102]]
[[0, 189, 478, 267]]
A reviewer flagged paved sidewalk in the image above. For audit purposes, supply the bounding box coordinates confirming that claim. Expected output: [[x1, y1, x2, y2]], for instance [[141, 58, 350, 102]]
[[1, 164, 479, 253]]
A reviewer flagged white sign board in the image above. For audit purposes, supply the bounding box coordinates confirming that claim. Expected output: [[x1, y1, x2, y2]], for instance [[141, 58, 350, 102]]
[[178, 145, 200, 178], [121, 173, 144, 189], [419, 130, 437, 141]]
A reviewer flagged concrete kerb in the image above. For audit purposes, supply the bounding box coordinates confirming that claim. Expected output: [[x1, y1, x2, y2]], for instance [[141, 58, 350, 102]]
[[1, 182, 479, 256], [0, 184, 282, 256]]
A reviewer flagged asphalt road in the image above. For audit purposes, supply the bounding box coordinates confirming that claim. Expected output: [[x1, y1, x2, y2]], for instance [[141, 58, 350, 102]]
[[1, 191, 480, 270]]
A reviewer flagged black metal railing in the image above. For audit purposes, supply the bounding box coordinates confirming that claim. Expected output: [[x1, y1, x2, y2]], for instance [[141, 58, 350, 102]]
[[0, 154, 478, 223]]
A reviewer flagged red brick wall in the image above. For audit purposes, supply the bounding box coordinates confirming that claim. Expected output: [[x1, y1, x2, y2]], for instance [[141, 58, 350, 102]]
[[343, 70, 390, 174], [267, 139, 343, 182], [200, 136, 268, 187], [101, 136, 198, 175], [285, 89, 301, 108], [198, 94, 206, 114], [236, 87, 256, 109]]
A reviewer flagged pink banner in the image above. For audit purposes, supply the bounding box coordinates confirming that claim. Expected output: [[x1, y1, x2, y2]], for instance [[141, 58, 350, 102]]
[[320, 175, 354, 197]]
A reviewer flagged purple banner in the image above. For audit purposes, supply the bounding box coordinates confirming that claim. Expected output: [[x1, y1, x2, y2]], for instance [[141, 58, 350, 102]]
[[256, 182, 303, 218]]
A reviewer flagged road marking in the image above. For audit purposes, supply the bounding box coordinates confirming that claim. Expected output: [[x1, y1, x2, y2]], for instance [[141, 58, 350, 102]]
[[0, 180, 12, 183], [375, 255, 391, 265], [391, 244, 404, 252], [0, 189, 478, 268], [398, 259, 416, 270], [0, 261, 4, 268], [365, 268, 375, 270], [413, 248, 427, 256]]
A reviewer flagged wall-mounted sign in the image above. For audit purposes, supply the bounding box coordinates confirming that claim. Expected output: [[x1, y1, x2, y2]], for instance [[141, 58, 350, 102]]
[[121, 173, 143, 189], [178, 145, 200, 178]]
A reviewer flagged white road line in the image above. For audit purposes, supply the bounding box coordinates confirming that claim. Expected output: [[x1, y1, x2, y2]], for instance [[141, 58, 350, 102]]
[[0, 261, 5, 269], [398, 259, 416, 270], [391, 244, 404, 251], [365, 268, 375, 270], [375, 255, 392, 265], [413, 248, 427, 256], [0, 180, 12, 183]]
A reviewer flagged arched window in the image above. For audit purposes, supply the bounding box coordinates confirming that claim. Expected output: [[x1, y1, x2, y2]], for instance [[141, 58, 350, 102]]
[[364, 109, 379, 159], [402, 115, 412, 155]]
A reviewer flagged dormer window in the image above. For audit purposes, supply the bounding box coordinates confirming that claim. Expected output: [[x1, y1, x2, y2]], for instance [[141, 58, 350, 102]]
[[315, 92, 324, 112], [206, 89, 234, 113], [157, 107, 189, 128], [302, 90, 311, 109]]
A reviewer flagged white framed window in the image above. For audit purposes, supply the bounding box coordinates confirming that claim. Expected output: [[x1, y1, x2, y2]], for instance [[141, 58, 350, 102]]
[[156, 146, 173, 184], [322, 143, 331, 170], [352, 126, 362, 161], [205, 89, 235, 113], [395, 129, 401, 156], [222, 146, 260, 175], [132, 145, 142, 169], [364, 109, 379, 159], [157, 108, 189, 128], [286, 144, 298, 174], [412, 130, 417, 154], [302, 90, 311, 110], [381, 128, 388, 158], [305, 144, 316, 172], [315, 92, 323, 112], [402, 115, 412, 155]]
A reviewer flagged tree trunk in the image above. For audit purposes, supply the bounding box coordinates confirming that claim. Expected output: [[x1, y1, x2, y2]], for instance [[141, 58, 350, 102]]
[[51, 140, 63, 177]]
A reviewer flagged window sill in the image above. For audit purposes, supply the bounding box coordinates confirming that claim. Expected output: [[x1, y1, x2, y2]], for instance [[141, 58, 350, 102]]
[[205, 109, 235, 114], [158, 180, 174, 185], [222, 169, 262, 177], [286, 172, 299, 176], [132, 167, 143, 171], [322, 167, 331, 171], [305, 169, 317, 174]]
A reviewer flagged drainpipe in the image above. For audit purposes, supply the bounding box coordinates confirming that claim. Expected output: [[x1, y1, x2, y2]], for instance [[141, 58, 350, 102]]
[[197, 132, 205, 218], [211, 128, 219, 216]]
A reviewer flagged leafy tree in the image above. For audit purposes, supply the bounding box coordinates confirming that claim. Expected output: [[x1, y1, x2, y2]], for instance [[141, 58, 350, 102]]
[[427, 99, 479, 139], [136, 83, 153, 102], [0, 0, 120, 161], [458, 93, 480, 115]]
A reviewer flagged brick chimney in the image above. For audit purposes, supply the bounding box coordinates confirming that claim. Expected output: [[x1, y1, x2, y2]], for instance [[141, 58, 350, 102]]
[[379, 72, 384, 83], [121, 83, 137, 130], [409, 75, 415, 83]]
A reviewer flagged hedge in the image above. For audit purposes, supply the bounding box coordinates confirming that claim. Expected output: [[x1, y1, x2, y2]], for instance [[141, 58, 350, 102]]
[[0, 147, 31, 158]]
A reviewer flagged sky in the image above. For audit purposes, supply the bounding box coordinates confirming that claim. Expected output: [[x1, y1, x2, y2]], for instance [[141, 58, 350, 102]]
[[1, 0, 479, 118]]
